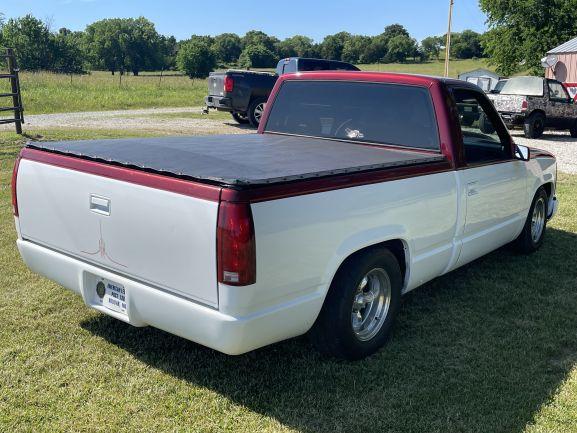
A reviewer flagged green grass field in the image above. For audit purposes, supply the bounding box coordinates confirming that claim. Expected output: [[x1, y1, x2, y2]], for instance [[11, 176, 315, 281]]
[[0, 70, 207, 115], [0, 59, 492, 116], [2, 129, 577, 432], [358, 58, 494, 77]]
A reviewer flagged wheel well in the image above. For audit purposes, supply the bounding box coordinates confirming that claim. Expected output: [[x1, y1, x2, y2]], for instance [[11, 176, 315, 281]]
[[542, 182, 553, 200], [528, 109, 546, 119], [338, 239, 408, 285]]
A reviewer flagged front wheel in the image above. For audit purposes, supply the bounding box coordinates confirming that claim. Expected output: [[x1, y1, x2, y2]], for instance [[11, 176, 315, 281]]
[[310, 248, 402, 360], [515, 187, 548, 253], [247, 97, 267, 127], [524, 112, 546, 138]]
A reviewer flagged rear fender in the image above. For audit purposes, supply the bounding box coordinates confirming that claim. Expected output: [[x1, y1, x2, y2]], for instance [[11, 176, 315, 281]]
[[320, 226, 410, 300]]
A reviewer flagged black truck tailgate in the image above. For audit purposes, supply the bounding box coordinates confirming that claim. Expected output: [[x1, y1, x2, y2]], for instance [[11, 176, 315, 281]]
[[26, 134, 447, 186]]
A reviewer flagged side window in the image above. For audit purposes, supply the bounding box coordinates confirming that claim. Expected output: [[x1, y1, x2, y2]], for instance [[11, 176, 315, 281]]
[[283, 60, 297, 74], [548, 80, 569, 100], [452, 88, 511, 164]]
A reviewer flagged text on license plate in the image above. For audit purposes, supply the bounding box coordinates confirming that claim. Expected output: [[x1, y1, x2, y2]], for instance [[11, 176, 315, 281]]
[[101, 280, 128, 315]]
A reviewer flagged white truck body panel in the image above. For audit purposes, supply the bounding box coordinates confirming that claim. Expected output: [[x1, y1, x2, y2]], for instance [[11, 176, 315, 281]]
[[16, 159, 219, 307], [14, 152, 557, 355]]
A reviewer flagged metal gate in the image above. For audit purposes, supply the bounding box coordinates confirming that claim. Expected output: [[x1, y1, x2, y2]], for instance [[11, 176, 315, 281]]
[[0, 48, 24, 134]]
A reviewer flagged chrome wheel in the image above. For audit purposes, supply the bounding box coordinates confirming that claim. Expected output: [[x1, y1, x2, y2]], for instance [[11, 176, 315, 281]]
[[253, 102, 265, 123], [531, 197, 546, 242], [351, 268, 391, 341]]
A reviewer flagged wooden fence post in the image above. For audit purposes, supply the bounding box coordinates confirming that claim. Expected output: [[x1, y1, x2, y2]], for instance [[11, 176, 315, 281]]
[[6, 48, 23, 134]]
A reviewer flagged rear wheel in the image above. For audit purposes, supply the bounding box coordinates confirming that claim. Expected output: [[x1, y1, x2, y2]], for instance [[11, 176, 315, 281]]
[[570, 119, 577, 138], [310, 248, 402, 360], [515, 187, 548, 253], [524, 112, 546, 138], [479, 112, 495, 134], [231, 112, 249, 124], [248, 97, 267, 127]]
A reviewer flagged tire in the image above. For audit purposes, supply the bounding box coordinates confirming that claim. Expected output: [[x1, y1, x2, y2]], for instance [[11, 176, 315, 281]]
[[231, 112, 249, 124], [247, 97, 267, 127], [523, 112, 546, 139], [515, 187, 548, 254], [461, 115, 474, 127], [479, 112, 495, 134], [570, 119, 577, 138], [310, 248, 402, 360]]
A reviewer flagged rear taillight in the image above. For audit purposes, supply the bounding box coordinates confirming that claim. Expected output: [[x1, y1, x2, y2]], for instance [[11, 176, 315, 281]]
[[224, 76, 234, 93], [217, 201, 256, 286], [521, 99, 528, 111], [11, 155, 21, 216]]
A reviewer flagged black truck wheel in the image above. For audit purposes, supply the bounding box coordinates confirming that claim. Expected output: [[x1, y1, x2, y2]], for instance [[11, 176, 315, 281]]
[[524, 112, 546, 139], [479, 112, 495, 134], [248, 97, 267, 127], [570, 119, 577, 138], [310, 248, 402, 360], [231, 112, 249, 124]]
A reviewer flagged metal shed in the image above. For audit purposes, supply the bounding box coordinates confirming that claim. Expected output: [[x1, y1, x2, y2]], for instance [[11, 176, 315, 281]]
[[545, 36, 577, 98], [458, 68, 500, 92]]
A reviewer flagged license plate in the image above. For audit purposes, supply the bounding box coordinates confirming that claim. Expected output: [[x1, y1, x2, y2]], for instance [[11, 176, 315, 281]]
[[98, 279, 128, 315]]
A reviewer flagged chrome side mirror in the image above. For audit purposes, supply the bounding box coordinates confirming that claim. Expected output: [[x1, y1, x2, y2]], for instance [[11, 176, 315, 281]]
[[515, 144, 530, 161]]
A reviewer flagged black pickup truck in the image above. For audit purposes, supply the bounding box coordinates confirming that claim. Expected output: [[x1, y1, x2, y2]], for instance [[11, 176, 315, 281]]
[[205, 57, 359, 127]]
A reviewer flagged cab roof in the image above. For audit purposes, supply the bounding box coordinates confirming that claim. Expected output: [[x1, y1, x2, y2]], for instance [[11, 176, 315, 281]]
[[278, 70, 480, 90]]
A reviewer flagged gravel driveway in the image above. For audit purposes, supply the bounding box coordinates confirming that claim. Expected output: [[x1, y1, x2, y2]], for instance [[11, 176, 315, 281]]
[[1, 107, 252, 136], [512, 130, 577, 174], [3, 108, 576, 173]]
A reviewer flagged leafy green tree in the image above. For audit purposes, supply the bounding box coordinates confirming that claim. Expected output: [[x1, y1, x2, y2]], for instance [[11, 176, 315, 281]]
[[387, 34, 417, 62], [341, 35, 371, 64], [213, 33, 242, 63], [320, 32, 351, 60], [84, 19, 126, 74], [421, 36, 442, 60], [159, 35, 177, 70], [451, 30, 483, 59], [276, 35, 315, 58], [242, 30, 277, 53], [359, 35, 388, 63], [383, 24, 410, 40], [122, 17, 163, 75], [480, 0, 577, 75], [84, 17, 163, 75], [51, 28, 86, 73], [238, 44, 277, 68], [176, 38, 215, 78], [1, 14, 53, 70]]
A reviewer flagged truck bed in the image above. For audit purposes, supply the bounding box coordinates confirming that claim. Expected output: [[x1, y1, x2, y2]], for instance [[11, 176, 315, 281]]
[[26, 134, 446, 187]]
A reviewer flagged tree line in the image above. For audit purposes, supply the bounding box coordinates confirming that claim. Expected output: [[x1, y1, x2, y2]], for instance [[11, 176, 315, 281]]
[[0, 13, 486, 78]]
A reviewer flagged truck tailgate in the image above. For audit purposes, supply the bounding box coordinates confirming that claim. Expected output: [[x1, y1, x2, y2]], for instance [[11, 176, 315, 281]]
[[208, 73, 225, 97], [16, 155, 220, 307]]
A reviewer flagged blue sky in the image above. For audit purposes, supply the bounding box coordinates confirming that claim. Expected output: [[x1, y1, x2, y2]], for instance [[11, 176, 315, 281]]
[[4, 0, 487, 42]]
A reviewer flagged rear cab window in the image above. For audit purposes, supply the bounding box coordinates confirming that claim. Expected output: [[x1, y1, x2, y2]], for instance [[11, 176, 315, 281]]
[[264, 80, 440, 151]]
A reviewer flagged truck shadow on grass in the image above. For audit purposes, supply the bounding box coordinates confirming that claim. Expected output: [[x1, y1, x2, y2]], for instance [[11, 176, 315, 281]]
[[81, 227, 577, 433]]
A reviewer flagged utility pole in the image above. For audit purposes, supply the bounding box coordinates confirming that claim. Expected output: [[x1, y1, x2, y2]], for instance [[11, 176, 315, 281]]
[[444, 0, 454, 77]]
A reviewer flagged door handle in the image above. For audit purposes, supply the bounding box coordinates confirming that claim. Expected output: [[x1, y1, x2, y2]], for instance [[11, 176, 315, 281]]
[[90, 194, 111, 216], [467, 181, 479, 197]]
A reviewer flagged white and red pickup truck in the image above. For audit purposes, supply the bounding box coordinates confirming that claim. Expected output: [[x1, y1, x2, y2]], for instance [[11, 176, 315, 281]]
[[12, 72, 558, 360]]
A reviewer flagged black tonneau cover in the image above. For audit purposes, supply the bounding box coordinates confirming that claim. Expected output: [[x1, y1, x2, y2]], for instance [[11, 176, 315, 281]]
[[27, 134, 446, 186]]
